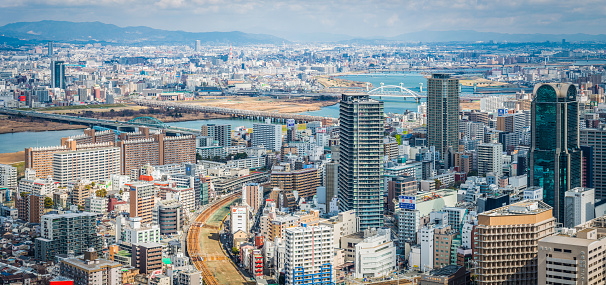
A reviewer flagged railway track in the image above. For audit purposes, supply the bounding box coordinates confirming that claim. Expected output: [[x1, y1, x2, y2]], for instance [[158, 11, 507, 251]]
[[186, 192, 240, 285]]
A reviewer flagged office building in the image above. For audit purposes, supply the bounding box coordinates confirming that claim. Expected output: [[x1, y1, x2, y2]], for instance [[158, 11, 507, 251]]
[[496, 112, 526, 133], [473, 200, 555, 285], [271, 168, 319, 200], [538, 228, 606, 285], [338, 94, 384, 230], [427, 74, 459, 157], [0, 164, 17, 189], [153, 199, 184, 235], [477, 143, 503, 178], [284, 225, 334, 285], [396, 206, 420, 245], [353, 229, 396, 279], [529, 83, 582, 222], [564, 187, 595, 228], [59, 249, 123, 285], [53, 141, 120, 186], [52, 60, 65, 89], [580, 127, 606, 199], [47, 41, 53, 56], [35, 212, 102, 262], [201, 124, 231, 147], [128, 182, 156, 224]]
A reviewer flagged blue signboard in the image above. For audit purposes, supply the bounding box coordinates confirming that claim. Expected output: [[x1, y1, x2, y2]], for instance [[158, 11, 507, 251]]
[[287, 119, 295, 128], [399, 195, 416, 210]]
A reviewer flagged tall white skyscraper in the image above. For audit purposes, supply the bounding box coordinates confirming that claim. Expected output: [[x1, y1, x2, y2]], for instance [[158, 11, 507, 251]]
[[477, 143, 503, 178], [252, 123, 282, 152], [564, 187, 595, 228]]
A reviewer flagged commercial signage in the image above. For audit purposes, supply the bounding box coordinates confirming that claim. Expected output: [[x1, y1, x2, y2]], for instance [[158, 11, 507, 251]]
[[232, 207, 247, 215], [287, 119, 295, 128], [399, 195, 416, 210], [497, 108, 508, 117]]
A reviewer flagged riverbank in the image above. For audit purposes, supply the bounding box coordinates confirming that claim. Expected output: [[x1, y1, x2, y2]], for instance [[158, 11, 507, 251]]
[[0, 151, 24, 164], [187, 96, 338, 113], [0, 115, 88, 134]]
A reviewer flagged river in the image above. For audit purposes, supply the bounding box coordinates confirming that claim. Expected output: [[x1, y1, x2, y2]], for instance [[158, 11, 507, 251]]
[[0, 73, 430, 154]]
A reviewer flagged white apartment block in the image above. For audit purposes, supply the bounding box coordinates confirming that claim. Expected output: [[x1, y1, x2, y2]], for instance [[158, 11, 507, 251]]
[[285, 225, 334, 285], [231, 205, 249, 235], [53, 144, 121, 186], [478, 143, 503, 177], [397, 208, 420, 244], [85, 197, 107, 213], [252, 123, 282, 152], [420, 226, 435, 272], [0, 164, 17, 189], [18, 177, 58, 196], [354, 229, 396, 279], [116, 216, 160, 244]]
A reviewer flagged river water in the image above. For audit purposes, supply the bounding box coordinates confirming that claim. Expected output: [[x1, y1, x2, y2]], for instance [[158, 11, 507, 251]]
[[0, 73, 429, 154]]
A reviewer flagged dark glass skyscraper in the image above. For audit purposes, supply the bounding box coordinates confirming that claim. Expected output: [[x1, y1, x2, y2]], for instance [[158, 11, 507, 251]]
[[338, 93, 384, 230], [427, 74, 459, 160], [529, 83, 582, 222], [51, 60, 65, 89]]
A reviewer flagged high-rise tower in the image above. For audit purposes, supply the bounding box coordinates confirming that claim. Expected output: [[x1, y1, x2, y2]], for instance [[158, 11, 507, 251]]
[[338, 93, 384, 230], [51, 60, 65, 89], [529, 83, 582, 222], [427, 74, 459, 160]]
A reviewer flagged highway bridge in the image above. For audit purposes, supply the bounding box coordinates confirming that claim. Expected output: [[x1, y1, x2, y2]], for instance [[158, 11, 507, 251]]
[[0, 108, 200, 135], [132, 99, 338, 125]]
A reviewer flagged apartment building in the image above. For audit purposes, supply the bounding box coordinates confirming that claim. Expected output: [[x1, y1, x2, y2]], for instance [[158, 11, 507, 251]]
[[270, 168, 319, 200], [60, 249, 123, 285], [60, 129, 115, 145], [354, 229, 396, 279], [117, 134, 195, 175], [53, 141, 120, 186], [243, 183, 263, 214], [128, 182, 156, 224], [252, 123, 282, 152], [538, 228, 606, 285], [18, 176, 58, 196], [473, 200, 556, 285], [35, 212, 102, 262], [284, 225, 334, 285], [477, 143, 503, 178], [0, 164, 17, 189], [15, 193, 44, 223], [115, 216, 160, 244], [153, 199, 184, 235], [131, 243, 162, 274]]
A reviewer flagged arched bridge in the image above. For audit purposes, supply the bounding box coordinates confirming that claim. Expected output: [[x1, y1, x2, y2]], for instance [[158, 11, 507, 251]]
[[367, 83, 427, 100]]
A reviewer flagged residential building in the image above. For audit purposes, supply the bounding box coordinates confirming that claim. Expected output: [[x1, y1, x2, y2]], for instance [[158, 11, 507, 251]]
[[477, 143, 503, 178], [201, 124, 231, 147], [338, 93, 384, 230], [131, 243, 162, 274], [15, 193, 44, 223], [387, 176, 417, 213], [230, 205, 249, 235], [243, 183, 263, 214], [128, 182, 156, 224], [284, 225, 334, 285], [116, 216, 160, 244], [35, 212, 102, 262], [252, 123, 282, 152], [60, 249, 123, 285], [271, 168, 319, 200], [153, 199, 184, 235], [529, 83, 582, 222], [0, 164, 17, 189], [53, 141, 120, 186], [580, 127, 606, 199], [473, 200, 555, 285]]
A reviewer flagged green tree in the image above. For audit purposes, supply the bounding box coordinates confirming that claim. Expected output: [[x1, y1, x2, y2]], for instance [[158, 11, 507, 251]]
[[196, 153, 203, 161], [234, 152, 248, 160], [44, 197, 54, 209], [434, 179, 442, 190], [231, 246, 239, 255], [95, 188, 107, 197]]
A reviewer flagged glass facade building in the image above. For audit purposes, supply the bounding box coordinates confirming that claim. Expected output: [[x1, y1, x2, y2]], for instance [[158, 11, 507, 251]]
[[529, 83, 582, 222], [338, 94, 384, 230], [427, 74, 460, 159]]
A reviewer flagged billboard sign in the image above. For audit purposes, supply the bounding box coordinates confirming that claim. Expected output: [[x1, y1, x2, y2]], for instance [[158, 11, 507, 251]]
[[497, 108, 508, 117], [287, 119, 295, 128], [399, 195, 416, 210], [232, 207, 247, 215]]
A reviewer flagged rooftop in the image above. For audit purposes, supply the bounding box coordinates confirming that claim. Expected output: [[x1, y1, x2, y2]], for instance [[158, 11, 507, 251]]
[[424, 265, 464, 277], [481, 200, 552, 217]]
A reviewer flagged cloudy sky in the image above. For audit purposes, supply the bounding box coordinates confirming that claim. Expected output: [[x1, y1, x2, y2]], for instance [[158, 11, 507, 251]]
[[0, 0, 604, 39]]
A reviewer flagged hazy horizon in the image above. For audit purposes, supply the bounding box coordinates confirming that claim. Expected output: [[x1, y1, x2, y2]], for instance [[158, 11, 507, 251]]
[[1, 0, 604, 40]]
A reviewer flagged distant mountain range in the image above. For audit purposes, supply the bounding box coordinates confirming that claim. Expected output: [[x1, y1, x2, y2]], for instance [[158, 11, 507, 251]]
[[1, 21, 606, 46], [0, 20, 287, 46]]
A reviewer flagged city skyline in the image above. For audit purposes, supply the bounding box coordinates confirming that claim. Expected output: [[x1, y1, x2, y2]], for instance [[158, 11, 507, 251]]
[[1, 0, 606, 40]]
